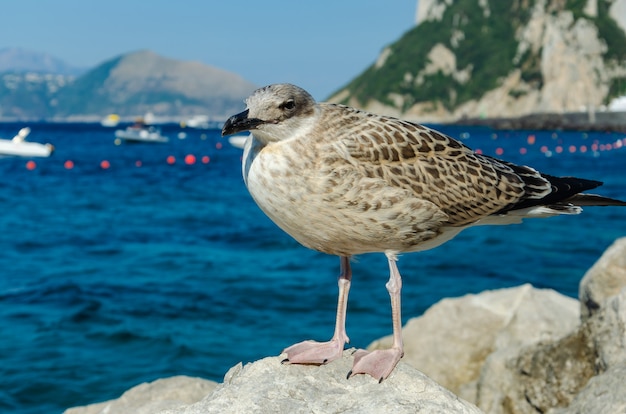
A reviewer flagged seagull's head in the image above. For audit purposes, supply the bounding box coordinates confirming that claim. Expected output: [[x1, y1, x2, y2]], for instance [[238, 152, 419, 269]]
[[221, 84, 318, 144]]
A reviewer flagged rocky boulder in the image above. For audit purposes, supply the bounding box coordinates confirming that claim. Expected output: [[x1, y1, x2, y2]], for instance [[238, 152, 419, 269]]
[[66, 353, 482, 414], [579, 237, 626, 321], [158, 352, 482, 414], [367, 283, 579, 396], [372, 237, 626, 414], [64, 376, 217, 414]]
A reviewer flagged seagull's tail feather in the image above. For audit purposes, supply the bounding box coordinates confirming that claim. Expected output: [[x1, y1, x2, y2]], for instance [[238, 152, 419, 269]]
[[527, 174, 603, 207], [498, 174, 625, 214], [483, 182, 625, 227], [564, 193, 626, 207]]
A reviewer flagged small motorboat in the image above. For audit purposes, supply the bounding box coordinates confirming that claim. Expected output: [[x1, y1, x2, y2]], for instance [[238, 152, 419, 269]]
[[182, 115, 211, 129], [114, 126, 169, 144], [228, 135, 249, 149], [0, 127, 54, 157], [101, 114, 120, 127]]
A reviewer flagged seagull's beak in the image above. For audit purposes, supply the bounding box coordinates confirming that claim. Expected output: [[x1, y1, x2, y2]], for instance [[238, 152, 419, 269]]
[[222, 109, 264, 136]]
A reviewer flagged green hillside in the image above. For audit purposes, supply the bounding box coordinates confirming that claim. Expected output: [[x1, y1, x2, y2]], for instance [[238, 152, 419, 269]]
[[333, 0, 626, 115]]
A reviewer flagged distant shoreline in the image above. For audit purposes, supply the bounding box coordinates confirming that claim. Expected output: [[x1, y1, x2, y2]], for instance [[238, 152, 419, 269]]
[[2, 111, 626, 133], [452, 111, 626, 133], [0, 117, 227, 128]]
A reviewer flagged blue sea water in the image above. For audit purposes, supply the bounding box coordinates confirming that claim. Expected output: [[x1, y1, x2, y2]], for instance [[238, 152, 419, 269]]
[[0, 122, 624, 414]]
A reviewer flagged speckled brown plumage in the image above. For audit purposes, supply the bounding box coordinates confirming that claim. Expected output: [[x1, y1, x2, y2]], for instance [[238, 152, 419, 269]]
[[315, 103, 545, 228]]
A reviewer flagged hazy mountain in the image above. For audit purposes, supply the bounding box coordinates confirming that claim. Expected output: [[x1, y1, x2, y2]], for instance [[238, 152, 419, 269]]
[[53, 50, 257, 119], [0, 72, 73, 119], [0, 47, 85, 75], [0, 50, 257, 121], [329, 0, 626, 122]]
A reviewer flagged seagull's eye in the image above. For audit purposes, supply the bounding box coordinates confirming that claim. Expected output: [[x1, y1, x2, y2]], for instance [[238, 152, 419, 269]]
[[280, 99, 296, 111]]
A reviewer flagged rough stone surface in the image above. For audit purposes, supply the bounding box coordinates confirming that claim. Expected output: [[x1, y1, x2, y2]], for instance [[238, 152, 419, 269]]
[[476, 330, 596, 414], [368, 284, 579, 395], [64, 376, 217, 414], [158, 352, 482, 414], [549, 363, 626, 414], [473, 240, 626, 414], [579, 237, 626, 321], [583, 288, 626, 371], [610, 0, 626, 34]]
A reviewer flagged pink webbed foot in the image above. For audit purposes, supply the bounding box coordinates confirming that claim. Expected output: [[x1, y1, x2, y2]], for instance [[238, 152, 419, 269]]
[[348, 348, 404, 383], [282, 256, 352, 366], [281, 337, 347, 365]]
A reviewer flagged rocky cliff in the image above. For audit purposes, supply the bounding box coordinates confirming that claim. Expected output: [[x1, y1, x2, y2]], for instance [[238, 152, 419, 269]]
[[330, 0, 626, 123]]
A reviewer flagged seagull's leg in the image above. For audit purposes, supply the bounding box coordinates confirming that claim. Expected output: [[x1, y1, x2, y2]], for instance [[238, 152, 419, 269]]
[[348, 253, 404, 382], [282, 256, 351, 365]]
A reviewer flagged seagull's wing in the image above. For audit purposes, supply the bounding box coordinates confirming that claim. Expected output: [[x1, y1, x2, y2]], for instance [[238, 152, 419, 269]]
[[324, 104, 551, 226]]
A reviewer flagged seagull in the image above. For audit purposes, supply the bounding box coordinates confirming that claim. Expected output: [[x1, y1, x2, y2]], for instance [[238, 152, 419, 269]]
[[221, 83, 626, 382]]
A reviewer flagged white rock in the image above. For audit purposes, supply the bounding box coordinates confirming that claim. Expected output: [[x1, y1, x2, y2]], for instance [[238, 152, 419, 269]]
[[64, 376, 217, 414], [476, 329, 596, 414], [548, 364, 626, 414], [368, 284, 579, 395], [475, 244, 626, 414], [579, 237, 626, 321], [584, 288, 626, 370], [158, 352, 483, 414], [610, 0, 626, 34], [416, 0, 452, 24]]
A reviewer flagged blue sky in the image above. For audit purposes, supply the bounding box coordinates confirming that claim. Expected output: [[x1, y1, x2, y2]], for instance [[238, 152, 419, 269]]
[[1, 0, 417, 99]]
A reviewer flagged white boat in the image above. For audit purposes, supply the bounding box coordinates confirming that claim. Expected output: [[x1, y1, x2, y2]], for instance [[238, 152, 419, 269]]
[[114, 126, 169, 144], [183, 115, 211, 129], [101, 114, 120, 127], [0, 127, 54, 157], [228, 135, 249, 149]]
